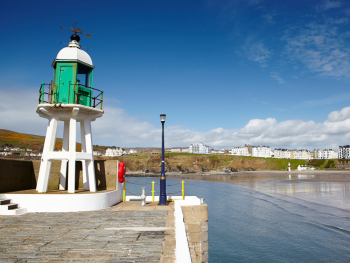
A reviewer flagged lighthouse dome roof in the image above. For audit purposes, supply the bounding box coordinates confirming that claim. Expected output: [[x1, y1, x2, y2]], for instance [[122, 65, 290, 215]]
[[53, 42, 93, 68]]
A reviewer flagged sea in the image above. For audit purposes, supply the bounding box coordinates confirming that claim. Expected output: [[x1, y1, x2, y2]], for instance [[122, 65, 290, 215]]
[[125, 173, 350, 262]]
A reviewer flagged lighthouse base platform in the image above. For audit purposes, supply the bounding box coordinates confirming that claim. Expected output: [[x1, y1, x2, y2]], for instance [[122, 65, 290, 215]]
[[0, 188, 122, 213]]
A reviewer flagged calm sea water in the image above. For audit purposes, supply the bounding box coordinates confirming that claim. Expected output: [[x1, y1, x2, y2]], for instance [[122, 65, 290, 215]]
[[125, 175, 350, 262]]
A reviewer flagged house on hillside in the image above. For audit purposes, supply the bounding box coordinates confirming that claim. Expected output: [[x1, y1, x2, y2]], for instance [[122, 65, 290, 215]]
[[339, 145, 350, 159], [231, 146, 250, 156], [105, 147, 123, 157], [189, 142, 212, 154], [252, 146, 271, 158]]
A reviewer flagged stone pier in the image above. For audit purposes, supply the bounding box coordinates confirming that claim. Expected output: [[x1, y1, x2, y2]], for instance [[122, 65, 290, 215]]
[[0, 201, 208, 262]]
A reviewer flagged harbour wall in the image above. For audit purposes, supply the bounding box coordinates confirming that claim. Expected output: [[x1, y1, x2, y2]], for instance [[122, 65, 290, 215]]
[[182, 204, 209, 263], [0, 158, 120, 192]]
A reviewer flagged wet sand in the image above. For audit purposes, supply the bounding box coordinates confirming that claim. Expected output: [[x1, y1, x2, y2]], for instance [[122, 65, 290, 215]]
[[164, 169, 350, 184]]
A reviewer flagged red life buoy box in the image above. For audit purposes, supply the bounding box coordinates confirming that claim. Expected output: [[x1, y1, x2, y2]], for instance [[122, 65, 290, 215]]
[[118, 162, 126, 183]]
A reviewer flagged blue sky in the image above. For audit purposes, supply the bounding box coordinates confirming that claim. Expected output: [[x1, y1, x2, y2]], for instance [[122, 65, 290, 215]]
[[1, 0, 350, 150]]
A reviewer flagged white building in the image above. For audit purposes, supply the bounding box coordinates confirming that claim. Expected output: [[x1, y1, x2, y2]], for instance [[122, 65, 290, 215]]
[[339, 145, 350, 159], [274, 149, 291, 159], [317, 149, 338, 159], [231, 146, 250, 156], [93, 151, 103, 156], [295, 150, 303, 159], [189, 142, 212, 154], [301, 149, 312, 160], [105, 147, 123, 157], [129, 149, 138, 154], [252, 146, 271, 158]]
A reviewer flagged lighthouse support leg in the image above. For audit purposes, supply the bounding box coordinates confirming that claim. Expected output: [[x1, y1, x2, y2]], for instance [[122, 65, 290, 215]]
[[59, 120, 69, 190], [85, 119, 97, 192], [80, 120, 90, 190], [36, 117, 58, 193], [68, 108, 79, 193]]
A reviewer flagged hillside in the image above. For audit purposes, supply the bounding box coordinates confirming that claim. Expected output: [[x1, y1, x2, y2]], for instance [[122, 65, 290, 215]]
[[95, 153, 309, 173], [0, 129, 342, 172], [0, 129, 81, 152]]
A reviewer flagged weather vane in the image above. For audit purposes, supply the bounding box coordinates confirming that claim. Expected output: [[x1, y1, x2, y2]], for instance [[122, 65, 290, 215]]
[[60, 22, 91, 38]]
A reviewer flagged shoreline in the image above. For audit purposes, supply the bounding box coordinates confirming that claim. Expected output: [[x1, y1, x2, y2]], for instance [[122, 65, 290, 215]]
[[126, 169, 350, 183]]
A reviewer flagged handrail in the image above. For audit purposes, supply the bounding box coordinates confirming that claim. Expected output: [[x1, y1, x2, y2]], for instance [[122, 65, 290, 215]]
[[38, 82, 52, 104], [70, 83, 104, 110], [38, 81, 104, 110]]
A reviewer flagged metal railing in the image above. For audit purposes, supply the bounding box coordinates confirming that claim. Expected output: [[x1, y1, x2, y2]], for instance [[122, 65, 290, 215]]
[[39, 82, 53, 104], [123, 180, 185, 202], [69, 83, 104, 110], [38, 82, 104, 110]]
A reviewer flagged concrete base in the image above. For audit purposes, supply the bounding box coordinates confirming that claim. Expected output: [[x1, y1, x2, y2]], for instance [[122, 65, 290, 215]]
[[1, 189, 122, 213]]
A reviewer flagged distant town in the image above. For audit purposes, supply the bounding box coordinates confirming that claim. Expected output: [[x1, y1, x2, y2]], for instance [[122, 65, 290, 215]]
[[2, 142, 350, 160]]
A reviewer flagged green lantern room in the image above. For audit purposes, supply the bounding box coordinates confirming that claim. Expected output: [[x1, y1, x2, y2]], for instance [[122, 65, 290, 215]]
[[50, 34, 97, 107]]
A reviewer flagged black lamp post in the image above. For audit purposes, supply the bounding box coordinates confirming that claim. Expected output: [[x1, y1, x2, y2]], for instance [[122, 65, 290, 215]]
[[158, 113, 167, 205]]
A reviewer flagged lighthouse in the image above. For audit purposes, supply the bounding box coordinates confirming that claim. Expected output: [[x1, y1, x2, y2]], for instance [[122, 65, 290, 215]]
[[36, 28, 104, 193]]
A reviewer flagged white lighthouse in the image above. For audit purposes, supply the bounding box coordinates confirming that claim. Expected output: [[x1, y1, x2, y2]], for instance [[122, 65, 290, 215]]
[[36, 30, 104, 193]]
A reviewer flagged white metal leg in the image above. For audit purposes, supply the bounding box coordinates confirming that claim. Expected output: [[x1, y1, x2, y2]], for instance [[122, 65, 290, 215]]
[[80, 120, 89, 190], [68, 108, 79, 193], [59, 120, 69, 190], [84, 119, 96, 192], [36, 117, 58, 193]]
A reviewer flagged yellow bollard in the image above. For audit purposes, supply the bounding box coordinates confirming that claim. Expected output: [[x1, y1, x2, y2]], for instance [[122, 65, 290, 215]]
[[182, 180, 185, 200], [123, 181, 126, 202], [152, 181, 155, 202]]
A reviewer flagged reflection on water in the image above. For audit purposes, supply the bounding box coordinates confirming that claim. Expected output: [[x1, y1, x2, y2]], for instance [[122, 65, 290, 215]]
[[126, 173, 350, 262]]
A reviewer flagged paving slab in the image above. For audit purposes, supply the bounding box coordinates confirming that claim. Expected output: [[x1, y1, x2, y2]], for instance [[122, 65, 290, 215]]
[[0, 201, 174, 262]]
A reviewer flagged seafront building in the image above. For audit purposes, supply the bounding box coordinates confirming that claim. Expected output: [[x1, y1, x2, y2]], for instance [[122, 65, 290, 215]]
[[339, 145, 350, 159], [230, 145, 338, 159], [251, 146, 272, 158], [274, 149, 291, 159], [317, 149, 338, 159], [128, 149, 138, 154], [189, 142, 212, 154], [105, 147, 124, 156], [231, 146, 250, 156]]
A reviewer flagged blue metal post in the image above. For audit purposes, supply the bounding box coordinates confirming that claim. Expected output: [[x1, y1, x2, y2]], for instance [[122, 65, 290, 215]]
[[159, 121, 167, 205]]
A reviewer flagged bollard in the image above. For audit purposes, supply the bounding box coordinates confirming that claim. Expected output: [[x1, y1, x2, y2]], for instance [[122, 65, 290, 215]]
[[141, 187, 147, 206], [288, 162, 291, 171], [182, 180, 185, 200], [123, 181, 126, 202], [152, 181, 155, 202]]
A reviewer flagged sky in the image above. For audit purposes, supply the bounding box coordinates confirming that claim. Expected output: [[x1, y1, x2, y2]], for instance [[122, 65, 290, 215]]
[[1, 0, 350, 150]]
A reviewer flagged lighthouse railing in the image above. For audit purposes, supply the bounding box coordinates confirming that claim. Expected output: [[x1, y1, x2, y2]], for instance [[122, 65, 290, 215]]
[[38, 82, 104, 110], [39, 82, 52, 104], [69, 83, 104, 110]]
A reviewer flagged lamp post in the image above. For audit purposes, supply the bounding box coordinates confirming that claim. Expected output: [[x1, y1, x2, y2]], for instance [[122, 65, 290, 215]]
[[158, 113, 167, 205]]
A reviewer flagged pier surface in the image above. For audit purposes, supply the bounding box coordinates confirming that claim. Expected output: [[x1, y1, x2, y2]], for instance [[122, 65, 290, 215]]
[[0, 202, 175, 262]]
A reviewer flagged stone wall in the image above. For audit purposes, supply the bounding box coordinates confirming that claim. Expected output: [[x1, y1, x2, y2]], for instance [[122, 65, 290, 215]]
[[32, 160, 119, 190], [0, 158, 119, 192], [0, 158, 36, 192], [182, 204, 209, 263]]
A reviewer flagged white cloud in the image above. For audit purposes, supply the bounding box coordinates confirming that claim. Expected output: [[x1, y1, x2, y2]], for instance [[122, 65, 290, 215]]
[[283, 22, 350, 78], [243, 40, 272, 67], [270, 72, 286, 84], [326, 17, 349, 25], [316, 0, 342, 11], [296, 93, 350, 108], [2, 87, 350, 150], [261, 13, 276, 24], [0, 87, 47, 136]]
